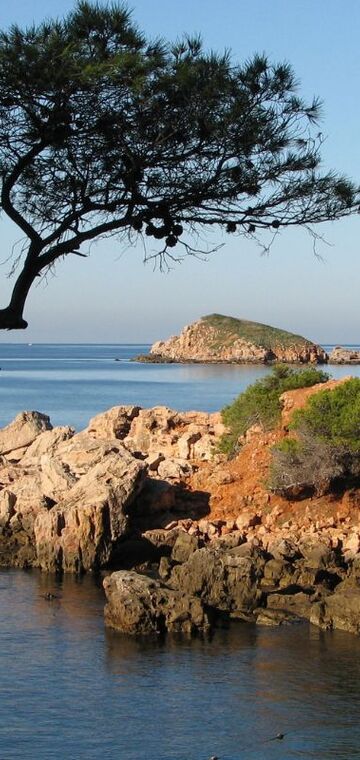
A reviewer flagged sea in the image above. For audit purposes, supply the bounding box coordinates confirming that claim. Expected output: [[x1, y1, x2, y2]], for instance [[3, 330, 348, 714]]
[[1, 343, 360, 760]]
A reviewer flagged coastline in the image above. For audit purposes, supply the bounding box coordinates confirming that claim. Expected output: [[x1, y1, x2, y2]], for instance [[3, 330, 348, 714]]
[[1, 381, 360, 638]]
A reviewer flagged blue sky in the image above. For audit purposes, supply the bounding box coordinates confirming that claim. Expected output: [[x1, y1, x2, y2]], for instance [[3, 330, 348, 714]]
[[0, 0, 359, 343]]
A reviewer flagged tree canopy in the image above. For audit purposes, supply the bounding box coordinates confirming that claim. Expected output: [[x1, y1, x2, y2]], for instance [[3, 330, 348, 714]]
[[0, 2, 358, 329]]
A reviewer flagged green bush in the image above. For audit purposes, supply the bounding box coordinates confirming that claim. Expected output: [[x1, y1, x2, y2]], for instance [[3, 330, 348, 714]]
[[270, 378, 360, 496], [290, 378, 360, 450], [219, 364, 329, 456]]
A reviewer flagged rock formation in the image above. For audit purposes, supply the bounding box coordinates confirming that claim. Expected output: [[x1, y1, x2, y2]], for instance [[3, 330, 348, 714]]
[[104, 570, 211, 635], [329, 346, 360, 364], [0, 405, 222, 572], [103, 519, 360, 636], [142, 314, 328, 364]]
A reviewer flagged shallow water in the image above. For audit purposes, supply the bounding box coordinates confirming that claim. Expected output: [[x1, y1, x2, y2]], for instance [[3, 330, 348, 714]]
[[0, 570, 360, 760]]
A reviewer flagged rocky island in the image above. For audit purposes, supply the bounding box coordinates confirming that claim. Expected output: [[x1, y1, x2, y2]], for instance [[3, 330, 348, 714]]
[[137, 314, 328, 364]]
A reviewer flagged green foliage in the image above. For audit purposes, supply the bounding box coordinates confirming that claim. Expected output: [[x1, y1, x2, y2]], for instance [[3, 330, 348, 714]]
[[219, 364, 329, 456], [290, 378, 360, 449], [270, 379, 360, 496], [0, 2, 358, 329], [203, 313, 313, 350]]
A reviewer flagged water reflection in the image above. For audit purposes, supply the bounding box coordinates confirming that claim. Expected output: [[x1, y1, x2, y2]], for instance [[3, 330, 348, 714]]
[[1, 570, 360, 758]]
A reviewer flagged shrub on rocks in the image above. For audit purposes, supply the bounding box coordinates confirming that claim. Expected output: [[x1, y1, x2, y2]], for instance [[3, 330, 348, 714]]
[[270, 378, 360, 497], [219, 365, 329, 457]]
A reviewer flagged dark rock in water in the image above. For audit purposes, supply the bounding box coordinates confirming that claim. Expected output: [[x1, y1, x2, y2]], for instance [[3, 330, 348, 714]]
[[255, 607, 302, 627], [103, 570, 211, 635], [132, 353, 175, 364], [311, 585, 360, 634], [169, 546, 264, 618], [102, 534, 360, 638]]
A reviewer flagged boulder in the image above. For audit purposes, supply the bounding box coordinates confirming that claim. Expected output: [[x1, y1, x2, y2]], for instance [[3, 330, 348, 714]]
[[255, 608, 302, 627], [311, 587, 360, 635], [124, 406, 222, 462], [171, 531, 201, 564], [53, 433, 128, 477], [170, 546, 264, 617], [103, 570, 210, 635], [20, 426, 75, 465], [34, 450, 145, 572], [266, 590, 313, 619], [235, 511, 261, 531], [0, 411, 52, 460], [85, 405, 140, 440]]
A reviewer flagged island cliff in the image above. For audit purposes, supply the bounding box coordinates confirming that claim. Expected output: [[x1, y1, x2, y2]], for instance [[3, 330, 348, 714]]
[[143, 314, 328, 364]]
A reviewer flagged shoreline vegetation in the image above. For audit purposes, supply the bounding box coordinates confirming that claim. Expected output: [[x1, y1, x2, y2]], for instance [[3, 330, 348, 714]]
[[133, 314, 360, 365], [1, 368, 360, 637]]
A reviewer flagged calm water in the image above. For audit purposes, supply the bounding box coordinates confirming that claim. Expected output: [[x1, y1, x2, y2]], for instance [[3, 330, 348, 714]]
[[0, 342, 358, 430], [0, 571, 360, 760], [1, 343, 360, 759]]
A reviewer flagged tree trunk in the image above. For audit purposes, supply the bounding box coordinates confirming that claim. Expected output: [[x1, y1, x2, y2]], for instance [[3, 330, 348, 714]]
[[0, 261, 41, 329]]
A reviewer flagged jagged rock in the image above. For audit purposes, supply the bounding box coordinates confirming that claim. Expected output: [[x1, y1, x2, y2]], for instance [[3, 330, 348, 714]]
[[53, 433, 128, 477], [311, 587, 360, 634], [212, 530, 245, 550], [266, 590, 313, 619], [33, 450, 145, 572], [20, 426, 75, 465], [103, 570, 210, 635], [267, 538, 301, 561], [298, 539, 335, 568], [171, 531, 201, 563], [157, 458, 193, 480], [39, 457, 77, 502], [262, 558, 294, 587], [170, 546, 264, 617], [9, 469, 54, 517], [140, 528, 179, 552], [235, 511, 261, 531], [124, 406, 222, 462], [0, 490, 16, 525], [158, 556, 172, 581], [0, 411, 52, 460], [85, 405, 141, 440]]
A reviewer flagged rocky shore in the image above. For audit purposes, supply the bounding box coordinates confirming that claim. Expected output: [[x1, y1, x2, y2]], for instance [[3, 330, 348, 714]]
[[1, 380, 360, 637], [329, 346, 360, 364]]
